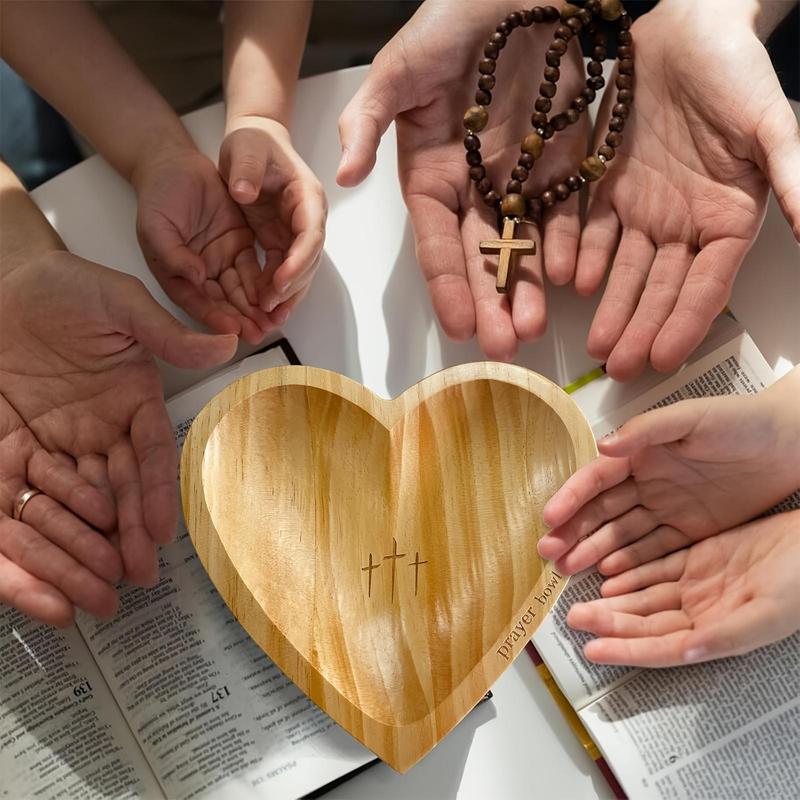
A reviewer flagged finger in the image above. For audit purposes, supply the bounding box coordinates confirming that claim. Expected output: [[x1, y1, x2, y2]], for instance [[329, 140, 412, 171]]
[[139, 215, 207, 285], [17, 492, 122, 584], [108, 441, 158, 588], [597, 398, 709, 457], [538, 478, 639, 561], [542, 455, 631, 530], [217, 268, 273, 342], [556, 505, 659, 576], [575, 190, 621, 296], [510, 227, 547, 343], [268, 283, 310, 328], [601, 549, 688, 597], [543, 193, 581, 286], [583, 630, 695, 667], [27, 448, 116, 532], [0, 516, 118, 620], [462, 206, 518, 361], [336, 55, 408, 187], [605, 243, 694, 381], [406, 191, 475, 342], [234, 245, 261, 308], [754, 97, 800, 241], [130, 398, 178, 545], [650, 237, 750, 373], [586, 229, 657, 362], [595, 581, 683, 615], [110, 274, 239, 368], [598, 525, 694, 576], [0, 550, 73, 627], [222, 127, 268, 205], [568, 603, 690, 639]]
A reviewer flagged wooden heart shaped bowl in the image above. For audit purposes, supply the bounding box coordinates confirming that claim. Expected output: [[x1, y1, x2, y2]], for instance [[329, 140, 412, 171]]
[[181, 363, 596, 771]]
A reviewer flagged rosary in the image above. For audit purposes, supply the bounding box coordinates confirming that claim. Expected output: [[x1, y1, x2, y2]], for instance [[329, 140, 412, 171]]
[[463, 0, 634, 292]]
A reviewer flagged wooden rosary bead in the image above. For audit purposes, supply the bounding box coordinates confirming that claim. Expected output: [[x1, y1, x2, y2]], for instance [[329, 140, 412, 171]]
[[466, 150, 482, 167], [544, 66, 560, 83], [577, 8, 593, 25], [581, 86, 597, 103], [526, 197, 544, 220], [600, 0, 623, 21], [552, 113, 567, 131], [496, 20, 511, 35], [605, 131, 623, 148], [618, 30, 633, 45], [463, 105, 489, 132], [476, 177, 492, 194], [483, 190, 500, 208], [532, 7, 545, 24], [539, 82, 557, 99], [550, 39, 568, 56], [566, 175, 583, 192], [540, 123, 555, 140], [542, 5, 560, 23], [608, 116, 625, 132], [571, 95, 588, 113], [521, 132, 545, 158], [531, 110, 548, 127], [616, 74, 633, 90], [535, 96, 552, 113], [619, 58, 634, 75], [619, 12, 632, 29], [565, 17, 583, 34], [617, 88, 633, 104], [587, 76, 605, 91], [520, 9, 534, 26], [506, 180, 523, 194], [585, 0, 602, 12], [612, 102, 630, 118], [587, 61, 603, 77], [565, 107, 580, 124], [580, 155, 606, 181], [617, 45, 633, 59], [464, 134, 481, 151], [512, 166, 529, 182], [469, 165, 486, 182], [500, 192, 526, 217], [593, 30, 609, 46], [484, 42, 499, 59], [592, 45, 607, 61], [479, 58, 496, 75], [476, 89, 492, 105], [489, 31, 507, 49], [541, 190, 557, 207], [554, 183, 570, 201], [554, 25, 573, 41], [560, 3, 580, 19], [545, 50, 561, 67], [507, 11, 522, 28], [479, 74, 496, 92], [598, 144, 616, 161], [518, 153, 534, 169]]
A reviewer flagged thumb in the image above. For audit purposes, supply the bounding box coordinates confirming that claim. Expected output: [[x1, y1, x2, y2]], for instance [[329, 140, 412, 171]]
[[336, 56, 407, 188], [598, 398, 711, 456], [114, 275, 238, 368], [754, 98, 800, 241], [220, 128, 267, 205]]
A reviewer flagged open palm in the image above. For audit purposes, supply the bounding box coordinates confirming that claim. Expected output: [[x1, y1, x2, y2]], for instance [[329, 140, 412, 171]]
[[338, 0, 589, 360], [576, 6, 800, 380], [0, 251, 237, 587], [567, 510, 800, 667]]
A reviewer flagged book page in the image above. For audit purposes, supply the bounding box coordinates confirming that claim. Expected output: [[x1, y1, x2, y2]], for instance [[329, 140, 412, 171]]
[[578, 632, 800, 799], [532, 331, 780, 709], [0, 606, 162, 799], [76, 345, 375, 800]]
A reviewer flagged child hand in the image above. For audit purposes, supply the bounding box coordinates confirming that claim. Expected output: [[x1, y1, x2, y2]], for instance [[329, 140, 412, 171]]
[[219, 116, 326, 325], [133, 144, 273, 345], [539, 368, 800, 576], [566, 509, 800, 667]]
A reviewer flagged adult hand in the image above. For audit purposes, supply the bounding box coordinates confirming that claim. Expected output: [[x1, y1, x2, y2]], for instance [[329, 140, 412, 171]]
[[539, 367, 800, 576], [0, 250, 238, 588], [0, 394, 122, 626], [575, 0, 800, 380], [219, 116, 326, 324], [133, 143, 274, 345], [337, 1, 589, 360], [566, 509, 800, 666]]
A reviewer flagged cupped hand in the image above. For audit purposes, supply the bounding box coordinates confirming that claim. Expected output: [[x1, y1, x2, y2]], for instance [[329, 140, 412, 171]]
[[539, 369, 800, 576], [0, 250, 238, 588], [134, 143, 273, 344], [337, 1, 590, 361], [219, 116, 327, 325], [0, 394, 122, 626], [575, 1, 800, 380], [566, 509, 800, 667]]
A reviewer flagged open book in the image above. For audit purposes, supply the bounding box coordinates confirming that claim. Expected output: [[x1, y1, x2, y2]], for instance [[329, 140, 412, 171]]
[[531, 320, 800, 799], [0, 341, 379, 800]]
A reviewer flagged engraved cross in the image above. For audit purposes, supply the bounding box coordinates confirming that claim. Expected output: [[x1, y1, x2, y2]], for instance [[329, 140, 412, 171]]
[[361, 552, 380, 598], [382, 538, 406, 602], [408, 551, 428, 597], [479, 217, 536, 293]]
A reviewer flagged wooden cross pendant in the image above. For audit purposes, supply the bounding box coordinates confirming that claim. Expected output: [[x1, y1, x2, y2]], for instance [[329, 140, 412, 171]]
[[479, 217, 537, 294]]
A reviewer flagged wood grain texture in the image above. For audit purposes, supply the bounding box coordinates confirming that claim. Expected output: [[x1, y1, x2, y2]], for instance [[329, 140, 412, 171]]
[[181, 364, 596, 772]]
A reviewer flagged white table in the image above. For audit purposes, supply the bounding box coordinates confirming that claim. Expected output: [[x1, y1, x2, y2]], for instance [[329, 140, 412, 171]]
[[32, 65, 799, 800]]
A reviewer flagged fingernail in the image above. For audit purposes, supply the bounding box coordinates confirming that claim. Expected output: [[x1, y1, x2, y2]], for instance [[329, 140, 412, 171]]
[[684, 647, 706, 663], [339, 147, 349, 170], [233, 179, 257, 198]]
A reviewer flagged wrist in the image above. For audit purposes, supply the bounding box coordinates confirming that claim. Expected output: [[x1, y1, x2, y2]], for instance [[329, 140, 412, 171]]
[[128, 126, 197, 192]]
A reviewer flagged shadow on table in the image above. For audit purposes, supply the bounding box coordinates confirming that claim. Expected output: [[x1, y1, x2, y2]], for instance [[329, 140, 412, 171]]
[[383, 216, 602, 395], [284, 253, 363, 383]]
